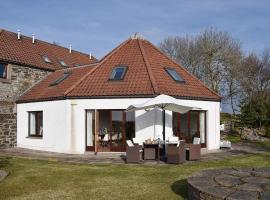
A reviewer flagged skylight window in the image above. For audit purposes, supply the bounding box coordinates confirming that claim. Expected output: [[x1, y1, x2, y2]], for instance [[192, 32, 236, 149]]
[[42, 55, 52, 63], [49, 70, 72, 86], [165, 68, 185, 83], [109, 65, 127, 80], [59, 60, 68, 67]]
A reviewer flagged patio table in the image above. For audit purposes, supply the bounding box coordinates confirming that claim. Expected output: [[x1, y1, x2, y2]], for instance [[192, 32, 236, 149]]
[[143, 143, 160, 160]]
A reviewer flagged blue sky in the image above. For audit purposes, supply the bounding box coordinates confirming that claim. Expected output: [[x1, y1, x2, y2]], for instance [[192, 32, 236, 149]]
[[1, 0, 270, 59]]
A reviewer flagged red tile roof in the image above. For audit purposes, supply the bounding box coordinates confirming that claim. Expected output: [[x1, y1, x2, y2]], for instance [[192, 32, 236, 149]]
[[18, 37, 221, 103], [0, 29, 98, 71]]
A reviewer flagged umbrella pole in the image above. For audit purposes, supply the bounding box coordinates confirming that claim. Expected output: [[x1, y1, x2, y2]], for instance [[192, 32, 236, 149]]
[[162, 109, 165, 141]]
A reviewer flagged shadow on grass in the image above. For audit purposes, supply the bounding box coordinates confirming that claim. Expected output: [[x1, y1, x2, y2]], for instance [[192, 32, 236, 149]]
[[171, 179, 188, 199], [0, 157, 11, 168]]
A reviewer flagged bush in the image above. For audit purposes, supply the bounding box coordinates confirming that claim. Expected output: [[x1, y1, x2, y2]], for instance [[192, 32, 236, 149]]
[[265, 126, 270, 139]]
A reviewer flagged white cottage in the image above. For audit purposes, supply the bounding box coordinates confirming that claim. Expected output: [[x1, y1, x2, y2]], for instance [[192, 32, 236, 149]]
[[16, 36, 221, 154]]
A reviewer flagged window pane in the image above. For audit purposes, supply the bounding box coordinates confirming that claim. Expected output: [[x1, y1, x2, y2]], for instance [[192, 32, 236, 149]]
[[37, 112, 43, 135], [126, 111, 135, 140], [30, 113, 36, 135], [111, 111, 123, 148], [114, 68, 124, 79], [86, 110, 95, 146], [180, 113, 188, 137], [200, 112, 205, 143], [0, 64, 7, 79], [110, 66, 127, 80], [50, 71, 71, 86], [166, 68, 184, 82], [172, 112, 179, 136], [190, 112, 198, 138]]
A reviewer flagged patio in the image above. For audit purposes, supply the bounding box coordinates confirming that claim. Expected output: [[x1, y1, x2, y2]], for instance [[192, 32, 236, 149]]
[[0, 142, 262, 165]]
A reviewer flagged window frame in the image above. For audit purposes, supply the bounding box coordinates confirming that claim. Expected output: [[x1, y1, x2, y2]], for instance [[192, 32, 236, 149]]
[[28, 111, 43, 138], [109, 65, 128, 81], [59, 60, 68, 67], [42, 55, 52, 63], [49, 70, 72, 86], [165, 67, 185, 83], [0, 63, 8, 80]]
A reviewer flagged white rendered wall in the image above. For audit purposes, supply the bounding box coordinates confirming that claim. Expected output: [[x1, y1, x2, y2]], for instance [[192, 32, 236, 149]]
[[17, 98, 220, 154], [17, 100, 71, 153]]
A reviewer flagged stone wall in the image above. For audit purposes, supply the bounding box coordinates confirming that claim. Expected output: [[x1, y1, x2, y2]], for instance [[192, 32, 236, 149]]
[[0, 64, 50, 148]]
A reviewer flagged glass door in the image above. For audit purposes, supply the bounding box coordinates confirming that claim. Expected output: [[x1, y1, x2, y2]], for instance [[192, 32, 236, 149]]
[[86, 110, 95, 151], [110, 111, 125, 152]]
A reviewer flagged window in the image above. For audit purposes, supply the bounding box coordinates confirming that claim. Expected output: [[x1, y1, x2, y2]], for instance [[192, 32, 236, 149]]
[[172, 111, 206, 147], [109, 65, 127, 80], [0, 63, 7, 79], [165, 68, 185, 83], [59, 60, 68, 67], [49, 70, 72, 86], [42, 55, 52, 63], [28, 111, 43, 137]]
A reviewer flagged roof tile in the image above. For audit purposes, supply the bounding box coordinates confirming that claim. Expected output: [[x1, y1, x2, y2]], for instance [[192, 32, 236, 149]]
[[18, 37, 221, 103], [0, 29, 97, 71]]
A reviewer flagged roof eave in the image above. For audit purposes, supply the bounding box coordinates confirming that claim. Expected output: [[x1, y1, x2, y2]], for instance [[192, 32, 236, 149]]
[[16, 94, 221, 104]]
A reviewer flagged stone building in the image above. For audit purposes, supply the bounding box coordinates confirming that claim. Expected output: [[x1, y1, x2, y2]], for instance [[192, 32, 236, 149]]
[[0, 29, 97, 148]]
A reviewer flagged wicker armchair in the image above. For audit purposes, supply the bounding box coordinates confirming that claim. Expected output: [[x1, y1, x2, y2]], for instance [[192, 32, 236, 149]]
[[126, 140, 143, 163], [185, 143, 201, 161], [167, 141, 186, 164]]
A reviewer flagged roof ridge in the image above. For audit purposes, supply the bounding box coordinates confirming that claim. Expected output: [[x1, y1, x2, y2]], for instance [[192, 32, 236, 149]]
[[2, 29, 96, 59], [143, 40, 221, 99], [64, 39, 131, 96], [55, 62, 99, 72], [138, 39, 159, 94]]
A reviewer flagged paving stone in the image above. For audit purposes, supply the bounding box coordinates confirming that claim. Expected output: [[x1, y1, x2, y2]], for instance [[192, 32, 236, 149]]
[[215, 174, 241, 187], [260, 191, 270, 200], [242, 177, 270, 184], [236, 183, 263, 192], [226, 190, 258, 200], [225, 170, 251, 177], [206, 186, 235, 199], [251, 171, 270, 178]]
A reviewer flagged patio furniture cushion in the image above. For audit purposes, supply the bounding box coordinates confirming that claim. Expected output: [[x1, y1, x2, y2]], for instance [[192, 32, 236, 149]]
[[126, 140, 134, 147], [133, 138, 143, 145], [193, 137, 200, 144], [168, 136, 179, 143], [220, 140, 231, 148]]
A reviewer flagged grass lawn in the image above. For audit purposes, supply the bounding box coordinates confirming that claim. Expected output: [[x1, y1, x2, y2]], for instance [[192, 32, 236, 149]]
[[0, 152, 270, 200]]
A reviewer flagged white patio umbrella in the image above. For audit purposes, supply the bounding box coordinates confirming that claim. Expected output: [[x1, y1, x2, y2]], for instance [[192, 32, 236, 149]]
[[126, 94, 200, 141]]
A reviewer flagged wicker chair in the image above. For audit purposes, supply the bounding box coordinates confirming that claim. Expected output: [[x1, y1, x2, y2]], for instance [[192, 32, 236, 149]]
[[167, 141, 186, 164], [126, 140, 143, 163], [185, 138, 201, 161]]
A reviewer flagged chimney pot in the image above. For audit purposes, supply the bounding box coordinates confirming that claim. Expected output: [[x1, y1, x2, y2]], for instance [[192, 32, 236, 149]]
[[89, 52, 92, 59], [17, 29, 21, 40], [69, 45, 72, 53], [32, 33, 35, 44]]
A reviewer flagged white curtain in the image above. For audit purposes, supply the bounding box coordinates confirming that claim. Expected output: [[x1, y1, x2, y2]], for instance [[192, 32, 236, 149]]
[[200, 112, 205, 143], [86, 111, 93, 146], [30, 113, 36, 135]]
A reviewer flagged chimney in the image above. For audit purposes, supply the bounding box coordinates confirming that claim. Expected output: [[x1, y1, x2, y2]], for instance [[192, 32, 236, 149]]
[[32, 33, 35, 44], [17, 29, 21, 40], [69, 45, 72, 53], [89, 52, 92, 59]]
